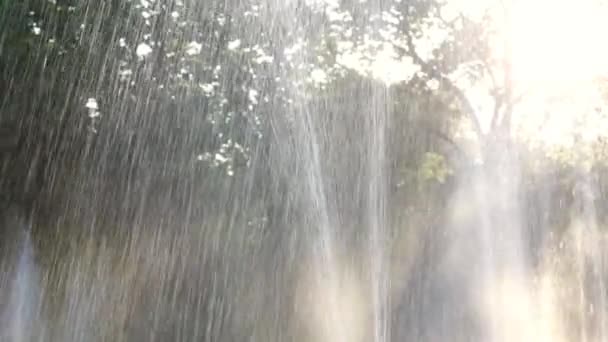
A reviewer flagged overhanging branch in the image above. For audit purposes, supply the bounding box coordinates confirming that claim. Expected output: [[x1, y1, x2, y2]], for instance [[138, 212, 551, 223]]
[[424, 126, 470, 160], [403, 25, 485, 140]]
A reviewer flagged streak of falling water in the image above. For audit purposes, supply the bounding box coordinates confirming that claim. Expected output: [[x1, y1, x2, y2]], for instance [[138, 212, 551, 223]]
[[367, 86, 390, 342], [283, 2, 391, 339], [290, 92, 348, 342], [277, 4, 354, 342], [572, 169, 607, 342], [285, 30, 390, 342], [465, 137, 531, 342], [1, 222, 43, 342]]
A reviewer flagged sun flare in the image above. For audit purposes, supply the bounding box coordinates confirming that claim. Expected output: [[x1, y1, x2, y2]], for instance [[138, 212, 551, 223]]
[[447, 0, 608, 148], [501, 0, 608, 150], [505, 0, 608, 87]]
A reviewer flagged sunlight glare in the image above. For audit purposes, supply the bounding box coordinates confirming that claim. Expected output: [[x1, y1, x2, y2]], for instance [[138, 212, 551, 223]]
[[504, 0, 608, 150], [445, 0, 608, 148], [506, 0, 608, 87]]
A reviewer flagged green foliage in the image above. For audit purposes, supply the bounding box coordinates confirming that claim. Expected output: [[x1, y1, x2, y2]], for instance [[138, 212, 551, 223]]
[[418, 152, 452, 184]]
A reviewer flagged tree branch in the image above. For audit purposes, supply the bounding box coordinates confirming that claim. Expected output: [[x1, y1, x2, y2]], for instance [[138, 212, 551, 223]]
[[402, 22, 485, 140], [495, 0, 514, 136], [424, 126, 470, 160]]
